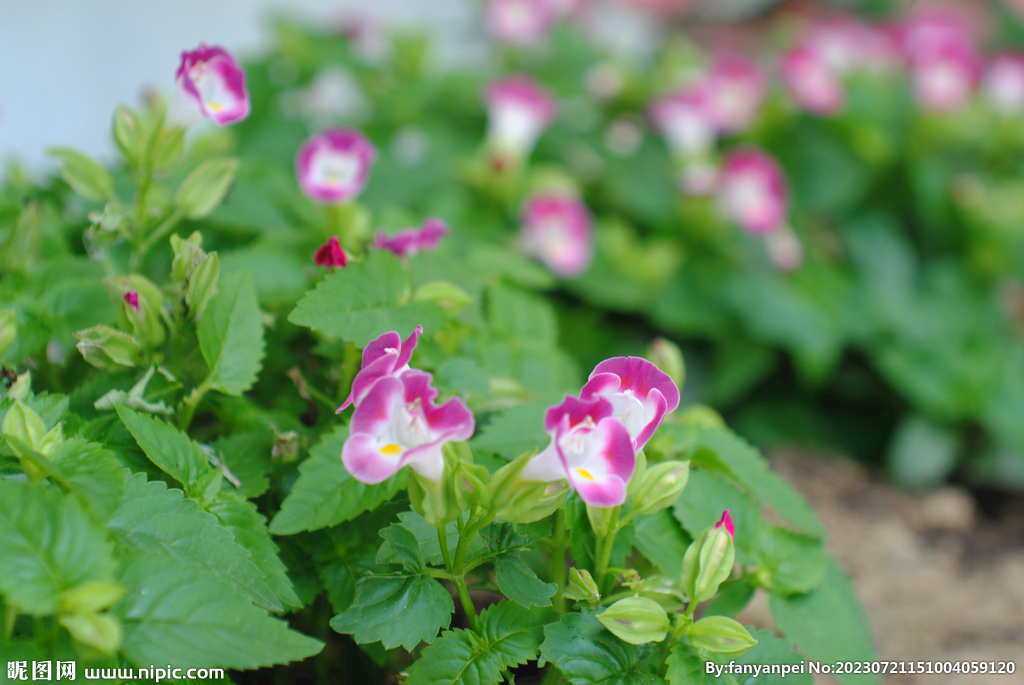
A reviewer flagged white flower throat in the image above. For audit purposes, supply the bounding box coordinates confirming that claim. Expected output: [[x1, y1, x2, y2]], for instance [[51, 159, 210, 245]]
[[608, 389, 646, 439], [312, 151, 360, 189], [379, 397, 432, 457], [191, 63, 234, 113]]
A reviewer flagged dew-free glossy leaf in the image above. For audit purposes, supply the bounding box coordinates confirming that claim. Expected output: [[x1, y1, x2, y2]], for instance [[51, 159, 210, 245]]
[[198, 270, 265, 396], [116, 404, 210, 489], [539, 611, 662, 685], [329, 574, 453, 650], [494, 554, 556, 608]]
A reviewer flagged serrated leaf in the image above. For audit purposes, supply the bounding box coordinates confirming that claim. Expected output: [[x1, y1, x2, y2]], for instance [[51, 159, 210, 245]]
[[673, 470, 761, 565], [208, 493, 301, 609], [108, 472, 282, 612], [0, 480, 116, 615], [376, 511, 486, 568], [45, 437, 126, 521], [115, 404, 210, 489], [703, 578, 755, 619], [329, 574, 453, 650], [115, 551, 322, 669], [379, 521, 425, 572], [666, 643, 738, 685], [212, 431, 273, 498], [197, 270, 265, 396], [270, 425, 405, 535], [539, 611, 663, 685], [288, 249, 447, 347], [755, 526, 827, 595], [633, 509, 691, 576], [495, 554, 556, 608], [769, 560, 878, 685], [406, 602, 549, 685], [0, 393, 68, 432]]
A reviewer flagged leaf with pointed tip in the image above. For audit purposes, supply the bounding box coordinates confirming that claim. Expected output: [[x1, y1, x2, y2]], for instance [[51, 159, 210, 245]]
[[539, 611, 663, 685], [494, 554, 555, 608], [115, 404, 210, 489], [198, 270, 265, 396], [329, 574, 453, 650]]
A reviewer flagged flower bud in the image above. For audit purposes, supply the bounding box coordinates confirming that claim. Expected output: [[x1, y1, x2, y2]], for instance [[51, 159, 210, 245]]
[[107, 275, 165, 348], [631, 460, 690, 516], [0, 308, 16, 359], [170, 231, 205, 285], [185, 251, 219, 320], [6, 370, 31, 401], [482, 451, 569, 523], [74, 325, 140, 370], [59, 582, 126, 614], [408, 468, 459, 526], [453, 460, 489, 511], [175, 158, 239, 220], [2, 400, 46, 452], [563, 568, 600, 603], [687, 615, 756, 657], [680, 511, 736, 604], [38, 423, 63, 457], [645, 338, 685, 393], [597, 596, 670, 645], [59, 612, 123, 655], [113, 106, 144, 166]]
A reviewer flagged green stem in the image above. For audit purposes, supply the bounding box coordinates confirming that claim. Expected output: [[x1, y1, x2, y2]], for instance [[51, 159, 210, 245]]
[[437, 526, 453, 574], [133, 208, 184, 270], [449, 511, 495, 633], [179, 377, 211, 431], [595, 506, 620, 593], [550, 508, 568, 612], [453, 575, 478, 632]]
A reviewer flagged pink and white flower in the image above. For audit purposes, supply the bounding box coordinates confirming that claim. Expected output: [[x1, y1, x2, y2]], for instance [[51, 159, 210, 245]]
[[898, 8, 982, 112], [485, 76, 557, 168], [485, 0, 555, 47], [702, 55, 766, 134], [521, 395, 636, 507], [780, 45, 846, 116], [717, 148, 789, 236], [373, 218, 450, 258], [314, 236, 348, 269], [295, 128, 378, 204], [521, 194, 594, 278], [650, 87, 717, 160], [176, 44, 251, 126], [580, 356, 680, 450], [715, 509, 735, 538], [984, 53, 1024, 114], [337, 326, 423, 412], [342, 369, 475, 483]]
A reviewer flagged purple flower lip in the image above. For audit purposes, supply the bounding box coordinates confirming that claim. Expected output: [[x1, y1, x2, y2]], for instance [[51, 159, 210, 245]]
[[295, 128, 378, 204], [337, 325, 423, 413], [314, 236, 347, 268], [580, 356, 680, 450], [373, 218, 450, 258], [717, 147, 789, 237], [781, 45, 846, 115], [176, 44, 251, 126], [521, 194, 594, 278], [484, 76, 557, 164]]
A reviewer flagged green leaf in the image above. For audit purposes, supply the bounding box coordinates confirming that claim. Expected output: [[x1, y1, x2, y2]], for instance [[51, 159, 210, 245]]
[[270, 425, 405, 535], [673, 469, 761, 565], [45, 437, 126, 521], [406, 602, 549, 685], [495, 554, 556, 608], [115, 404, 210, 489], [540, 611, 663, 685], [687, 428, 826, 539], [702, 578, 755, 619], [198, 270, 265, 396], [755, 526, 827, 595], [666, 643, 738, 685], [288, 249, 447, 347], [379, 520, 426, 572], [0, 480, 116, 615], [470, 400, 551, 459], [48, 147, 113, 202], [726, 629, 812, 685], [769, 560, 878, 685], [633, 509, 691, 576], [108, 472, 283, 612], [212, 430, 273, 498], [115, 551, 322, 669], [175, 158, 239, 219], [376, 515, 532, 570], [209, 493, 301, 609], [329, 574, 453, 650]]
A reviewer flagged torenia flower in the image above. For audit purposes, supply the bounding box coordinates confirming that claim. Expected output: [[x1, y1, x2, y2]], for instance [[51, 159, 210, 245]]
[[176, 45, 250, 126], [717, 148, 789, 236], [314, 236, 347, 268], [580, 356, 680, 450], [485, 76, 557, 168], [715, 509, 735, 538], [898, 8, 981, 113], [521, 396, 635, 507], [703, 55, 766, 134], [373, 217, 450, 258], [780, 46, 845, 115], [649, 88, 716, 160], [295, 128, 378, 204], [985, 54, 1024, 114], [485, 0, 555, 47], [337, 325, 423, 412], [521, 194, 594, 278], [343, 370, 475, 483]]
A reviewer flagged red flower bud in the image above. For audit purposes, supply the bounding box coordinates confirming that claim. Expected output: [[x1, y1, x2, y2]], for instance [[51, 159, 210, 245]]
[[314, 236, 347, 269]]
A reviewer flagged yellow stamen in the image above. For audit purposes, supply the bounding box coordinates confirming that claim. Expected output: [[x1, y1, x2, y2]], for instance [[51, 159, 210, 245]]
[[576, 468, 595, 481], [380, 444, 402, 455], [206, 102, 224, 112]]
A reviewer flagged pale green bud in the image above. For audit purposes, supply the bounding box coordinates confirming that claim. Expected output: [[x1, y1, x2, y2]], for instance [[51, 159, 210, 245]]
[[2, 400, 46, 451], [38, 423, 64, 457], [453, 460, 489, 511], [687, 616, 757, 657], [0, 308, 16, 359], [408, 468, 459, 526], [170, 231, 205, 285], [481, 451, 569, 524], [107, 275, 165, 347], [6, 370, 31, 401], [59, 612, 123, 655], [175, 158, 238, 219], [59, 582, 126, 614], [631, 460, 689, 516], [645, 337, 685, 392], [597, 596, 670, 645], [74, 325, 140, 369], [564, 568, 600, 603], [113, 106, 144, 166], [185, 252, 219, 320], [680, 525, 735, 604]]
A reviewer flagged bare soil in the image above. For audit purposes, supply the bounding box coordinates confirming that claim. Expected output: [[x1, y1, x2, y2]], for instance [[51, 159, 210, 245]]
[[734, 452, 1024, 685]]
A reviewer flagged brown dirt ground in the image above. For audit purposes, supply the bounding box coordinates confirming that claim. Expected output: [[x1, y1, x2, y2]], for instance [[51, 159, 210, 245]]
[[734, 452, 1024, 685]]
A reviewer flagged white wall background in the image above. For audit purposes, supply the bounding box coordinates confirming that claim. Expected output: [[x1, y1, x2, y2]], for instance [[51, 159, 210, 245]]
[[0, 0, 474, 173]]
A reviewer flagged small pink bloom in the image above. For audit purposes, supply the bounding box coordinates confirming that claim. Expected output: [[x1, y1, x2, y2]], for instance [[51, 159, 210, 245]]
[[342, 370, 475, 483], [804, 16, 899, 74], [485, 0, 555, 47], [911, 42, 982, 113], [780, 45, 846, 116], [124, 290, 140, 312], [373, 218, 450, 258], [898, 7, 976, 65], [521, 195, 594, 278], [703, 55, 767, 134], [650, 87, 717, 159], [485, 76, 557, 166], [985, 53, 1024, 114], [314, 236, 347, 269], [717, 148, 789, 236], [714, 509, 735, 538], [580, 356, 680, 450], [176, 44, 251, 126], [521, 395, 636, 507], [337, 326, 423, 412], [295, 128, 378, 204]]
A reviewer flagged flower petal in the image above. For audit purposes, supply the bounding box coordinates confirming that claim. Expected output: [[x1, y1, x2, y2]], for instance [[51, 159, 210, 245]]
[[542, 395, 613, 433], [342, 433, 403, 484], [632, 388, 668, 451], [349, 375, 404, 436], [395, 324, 424, 370], [588, 357, 681, 413]]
